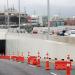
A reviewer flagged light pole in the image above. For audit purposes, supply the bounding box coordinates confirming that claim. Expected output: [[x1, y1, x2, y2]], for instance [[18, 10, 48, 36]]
[[7, 0, 9, 28], [19, 0, 21, 30], [47, 0, 50, 39]]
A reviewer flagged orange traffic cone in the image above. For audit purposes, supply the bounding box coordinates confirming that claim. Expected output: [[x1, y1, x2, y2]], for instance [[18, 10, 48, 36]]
[[66, 63, 71, 75], [45, 52, 50, 70], [37, 56, 41, 67], [45, 58, 50, 70], [28, 51, 30, 64], [37, 51, 41, 67]]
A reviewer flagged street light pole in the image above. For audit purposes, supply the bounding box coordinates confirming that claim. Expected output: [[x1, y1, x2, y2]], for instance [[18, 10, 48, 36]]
[[7, 0, 9, 28], [19, 0, 21, 30], [47, 0, 50, 39]]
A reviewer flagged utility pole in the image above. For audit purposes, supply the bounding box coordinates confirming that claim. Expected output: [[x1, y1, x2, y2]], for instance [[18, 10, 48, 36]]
[[47, 0, 50, 39]]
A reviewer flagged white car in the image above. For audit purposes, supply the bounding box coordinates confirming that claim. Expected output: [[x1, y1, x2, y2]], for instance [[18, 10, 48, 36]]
[[64, 30, 75, 37]]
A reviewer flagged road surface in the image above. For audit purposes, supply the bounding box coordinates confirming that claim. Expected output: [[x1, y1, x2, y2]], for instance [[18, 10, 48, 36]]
[[0, 59, 74, 75]]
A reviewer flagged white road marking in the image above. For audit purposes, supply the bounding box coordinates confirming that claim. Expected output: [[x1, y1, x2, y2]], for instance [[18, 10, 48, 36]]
[[50, 72, 57, 75], [29, 65, 36, 68]]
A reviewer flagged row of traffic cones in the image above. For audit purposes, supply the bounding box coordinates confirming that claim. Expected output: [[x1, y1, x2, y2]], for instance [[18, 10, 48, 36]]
[[0, 51, 71, 75], [27, 51, 71, 75], [27, 51, 50, 70]]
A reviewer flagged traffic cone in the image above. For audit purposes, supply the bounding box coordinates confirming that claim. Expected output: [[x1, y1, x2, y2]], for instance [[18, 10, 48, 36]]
[[37, 56, 41, 67], [45, 58, 50, 70], [66, 63, 71, 75], [37, 51, 41, 67], [28, 51, 30, 64], [45, 52, 50, 70]]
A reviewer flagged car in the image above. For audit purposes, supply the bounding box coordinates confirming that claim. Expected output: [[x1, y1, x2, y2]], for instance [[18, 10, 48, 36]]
[[64, 30, 75, 37], [57, 30, 66, 36]]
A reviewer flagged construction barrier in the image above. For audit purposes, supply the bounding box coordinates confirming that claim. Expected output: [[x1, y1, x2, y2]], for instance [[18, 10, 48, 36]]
[[11, 56, 17, 61], [55, 61, 71, 70], [28, 56, 37, 65], [16, 56, 25, 63], [0, 55, 10, 60]]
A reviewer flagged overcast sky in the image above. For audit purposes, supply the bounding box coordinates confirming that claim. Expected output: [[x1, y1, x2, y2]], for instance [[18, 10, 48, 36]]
[[0, 0, 75, 17]]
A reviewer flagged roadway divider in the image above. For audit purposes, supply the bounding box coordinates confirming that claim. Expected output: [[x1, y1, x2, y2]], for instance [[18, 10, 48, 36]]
[[28, 56, 37, 65], [16, 56, 25, 63], [11, 56, 17, 61], [55, 60, 71, 75], [0, 55, 10, 60], [55, 61, 71, 70], [16, 52, 25, 63]]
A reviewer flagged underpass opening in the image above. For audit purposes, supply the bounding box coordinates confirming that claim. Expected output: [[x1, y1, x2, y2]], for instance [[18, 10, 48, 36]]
[[0, 40, 6, 55]]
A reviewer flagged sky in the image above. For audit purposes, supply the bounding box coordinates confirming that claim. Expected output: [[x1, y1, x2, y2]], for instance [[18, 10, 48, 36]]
[[0, 0, 75, 17]]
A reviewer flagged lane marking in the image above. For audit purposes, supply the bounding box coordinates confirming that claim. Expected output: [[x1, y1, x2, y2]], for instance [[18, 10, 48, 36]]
[[50, 72, 57, 75], [29, 65, 36, 68]]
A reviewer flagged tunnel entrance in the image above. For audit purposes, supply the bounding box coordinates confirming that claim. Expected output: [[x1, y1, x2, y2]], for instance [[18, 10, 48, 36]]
[[0, 40, 6, 55]]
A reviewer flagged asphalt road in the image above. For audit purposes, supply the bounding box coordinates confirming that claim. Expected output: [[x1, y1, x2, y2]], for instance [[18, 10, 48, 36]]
[[0, 59, 75, 75], [0, 59, 50, 75]]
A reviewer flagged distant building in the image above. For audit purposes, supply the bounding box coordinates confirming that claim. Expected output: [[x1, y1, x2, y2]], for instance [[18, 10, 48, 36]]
[[64, 17, 75, 26], [42, 16, 48, 27], [50, 15, 64, 27], [38, 16, 48, 27], [0, 8, 28, 26], [39, 15, 64, 27], [27, 15, 40, 27]]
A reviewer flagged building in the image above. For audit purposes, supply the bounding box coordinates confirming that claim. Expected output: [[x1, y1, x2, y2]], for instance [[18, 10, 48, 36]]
[[41, 16, 48, 27], [50, 15, 64, 27], [64, 17, 75, 26], [27, 15, 40, 27], [0, 8, 28, 27]]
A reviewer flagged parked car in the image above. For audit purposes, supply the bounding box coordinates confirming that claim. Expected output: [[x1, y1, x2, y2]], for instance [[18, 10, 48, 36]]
[[57, 30, 66, 36], [64, 30, 75, 37]]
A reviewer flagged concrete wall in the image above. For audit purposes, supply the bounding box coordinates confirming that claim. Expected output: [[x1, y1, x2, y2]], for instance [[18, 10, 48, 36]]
[[0, 29, 8, 39], [6, 33, 75, 61], [50, 35, 75, 45]]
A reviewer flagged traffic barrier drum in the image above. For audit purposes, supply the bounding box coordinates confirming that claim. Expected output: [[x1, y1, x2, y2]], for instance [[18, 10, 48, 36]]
[[55, 61, 71, 70]]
